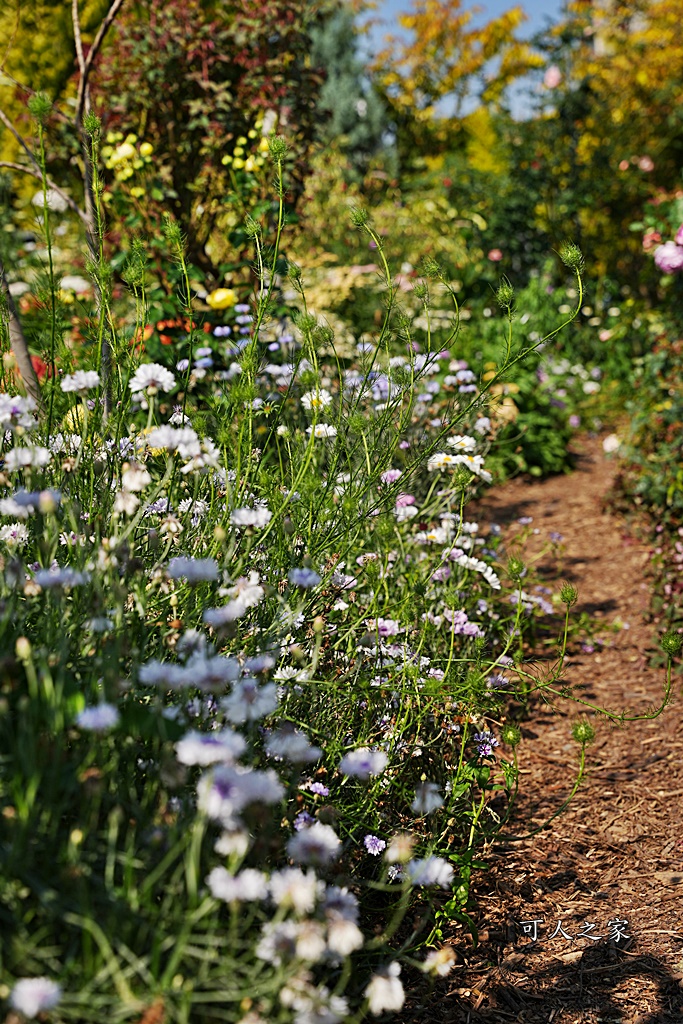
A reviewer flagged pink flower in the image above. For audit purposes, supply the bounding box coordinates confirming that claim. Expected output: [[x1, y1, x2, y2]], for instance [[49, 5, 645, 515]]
[[487, 249, 503, 262], [638, 156, 654, 172], [642, 229, 661, 252], [618, 159, 629, 171], [654, 241, 683, 274], [395, 493, 415, 507], [543, 65, 562, 88]]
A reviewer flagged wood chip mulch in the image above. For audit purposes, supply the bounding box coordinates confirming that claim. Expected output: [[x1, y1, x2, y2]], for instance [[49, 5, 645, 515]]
[[408, 435, 683, 1024]]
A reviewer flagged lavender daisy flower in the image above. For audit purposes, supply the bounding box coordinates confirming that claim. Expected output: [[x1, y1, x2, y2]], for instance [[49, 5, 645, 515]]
[[76, 703, 120, 731], [364, 834, 386, 856], [288, 567, 322, 588], [339, 747, 388, 779], [473, 730, 499, 757]]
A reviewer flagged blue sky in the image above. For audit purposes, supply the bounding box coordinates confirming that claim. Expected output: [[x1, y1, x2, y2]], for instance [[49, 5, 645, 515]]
[[363, 1, 567, 117], [370, 0, 565, 44]]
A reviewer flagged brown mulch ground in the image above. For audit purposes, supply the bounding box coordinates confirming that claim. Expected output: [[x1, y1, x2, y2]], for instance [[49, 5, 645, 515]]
[[412, 435, 683, 1024]]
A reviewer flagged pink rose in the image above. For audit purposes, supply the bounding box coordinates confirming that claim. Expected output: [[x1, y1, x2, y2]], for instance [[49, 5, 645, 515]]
[[654, 241, 683, 274]]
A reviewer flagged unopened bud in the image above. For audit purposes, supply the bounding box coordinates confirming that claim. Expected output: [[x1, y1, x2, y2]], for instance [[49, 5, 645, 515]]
[[501, 723, 521, 748], [495, 277, 515, 309], [507, 556, 526, 582], [268, 135, 289, 160], [560, 581, 578, 606], [572, 719, 595, 745], [559, 241, 584, 272], [15, 636, 32, 661], [349, 206, 369, 228], [660, 630, 683, 657]]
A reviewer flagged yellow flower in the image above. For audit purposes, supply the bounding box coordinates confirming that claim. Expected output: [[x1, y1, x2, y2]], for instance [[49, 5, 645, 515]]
[[232, 157, 245, 170], [130, 186, 145, 198], [258, 137, 270, 154], [139, 142, 153, 158], [206, 288, 237, 310]]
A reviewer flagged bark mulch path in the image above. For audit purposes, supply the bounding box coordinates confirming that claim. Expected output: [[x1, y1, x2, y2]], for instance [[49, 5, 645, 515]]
[[416, 435, 683, 1024]]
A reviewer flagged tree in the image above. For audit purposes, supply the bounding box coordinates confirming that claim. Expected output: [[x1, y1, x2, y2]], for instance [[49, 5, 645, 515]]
[[369, 0, 543, 167], [309, 4, 388, 179], [510, 0, 683, 286], [88, 0, 337, 276]]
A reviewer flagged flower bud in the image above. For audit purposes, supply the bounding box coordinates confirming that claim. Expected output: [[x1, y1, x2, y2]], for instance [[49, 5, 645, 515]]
[[28, 92, 52, 124], [507, 556, 526, 582], [660, 630, 683, 657], [501, 723, 521, 747], [268, 135, 289, 160], [559, 241, 584, 271], [83, 112, 102, 139], [572, 719, 595, 745], [495, 277, 515, 309], [349, 206, 370, 228], [560, 581, 578, 606], [15, 636, 32, 661]]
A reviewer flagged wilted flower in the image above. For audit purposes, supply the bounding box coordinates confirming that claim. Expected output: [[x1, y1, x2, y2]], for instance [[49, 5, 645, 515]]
[[422, 946, 457, 976]]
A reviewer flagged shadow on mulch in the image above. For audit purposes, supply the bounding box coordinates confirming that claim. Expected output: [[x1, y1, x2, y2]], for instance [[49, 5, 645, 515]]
[[409, 941, 683, 1023]]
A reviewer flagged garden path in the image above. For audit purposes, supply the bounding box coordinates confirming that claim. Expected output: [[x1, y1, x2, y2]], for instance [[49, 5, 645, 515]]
[[421, 435, 683, 1024]]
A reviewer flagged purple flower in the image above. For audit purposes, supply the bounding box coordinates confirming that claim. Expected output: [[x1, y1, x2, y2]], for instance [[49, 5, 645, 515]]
[[308, 781, 329, 797], [654, 241, 683, 274], [364, 834, 387, 856], [517, 516, 533, 525], [569, 415, 580, 428], [294, 810, 315, 831], [473, 730, 499, 757], [289, 567, 321, 588]]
